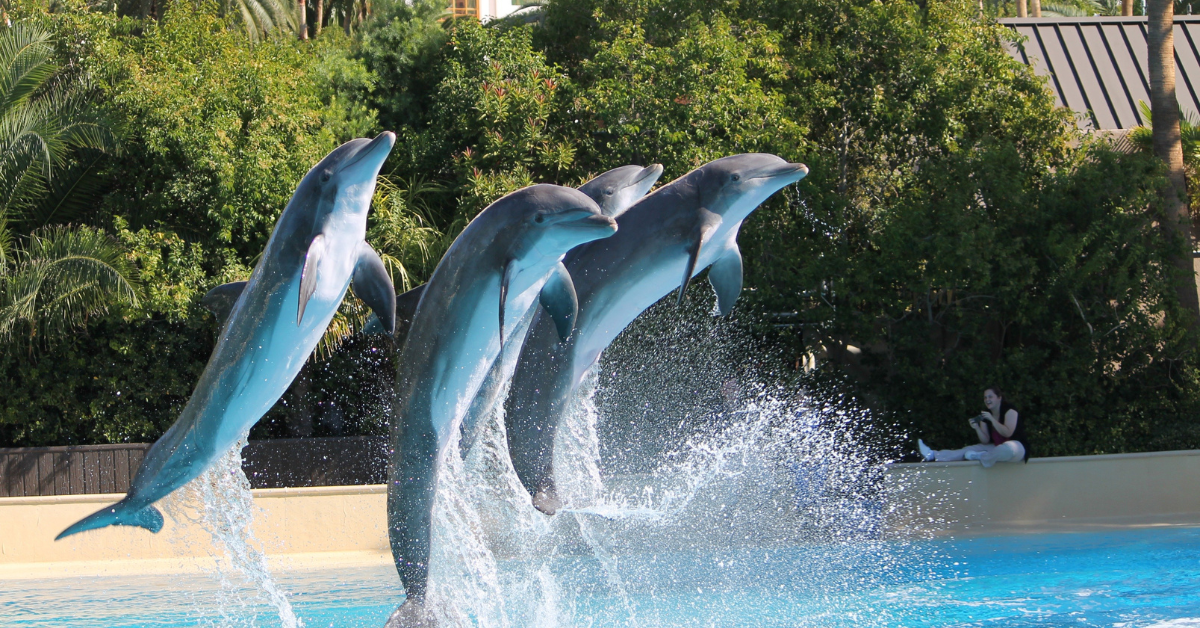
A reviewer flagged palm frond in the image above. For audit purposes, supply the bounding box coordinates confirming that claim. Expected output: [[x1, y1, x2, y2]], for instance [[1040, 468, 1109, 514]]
[[26, 153, 109, 228], [223, 0, 299, 41], [367, 174, 449, 291], [0, 23, 56, 115], [314, 295, 371, 361], [1126, 100, 1200, 165], [0, 210, 12, 270], [0, 225, 139, 343]]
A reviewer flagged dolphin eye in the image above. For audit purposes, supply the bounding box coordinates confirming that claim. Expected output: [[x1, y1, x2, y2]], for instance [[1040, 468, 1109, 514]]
[[604, 188, 614, 196], [321, 172, 332, 183], [534, 213, 546, 224], [731, 174, 741, 182]]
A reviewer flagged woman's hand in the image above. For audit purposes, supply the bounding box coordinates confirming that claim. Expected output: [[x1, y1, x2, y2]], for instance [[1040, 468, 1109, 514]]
[[970, 415, 990, 444]]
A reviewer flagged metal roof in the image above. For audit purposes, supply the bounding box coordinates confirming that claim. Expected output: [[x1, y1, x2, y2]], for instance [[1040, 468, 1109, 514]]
[[1001, 16, 1200, 130]]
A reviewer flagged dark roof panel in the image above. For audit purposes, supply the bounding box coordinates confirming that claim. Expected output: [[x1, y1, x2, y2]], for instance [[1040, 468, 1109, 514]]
[[1001, 16, 1200, 129]]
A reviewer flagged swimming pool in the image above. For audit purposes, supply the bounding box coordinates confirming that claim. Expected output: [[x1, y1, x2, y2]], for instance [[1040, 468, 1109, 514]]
[[4, 526, 1198, 627]]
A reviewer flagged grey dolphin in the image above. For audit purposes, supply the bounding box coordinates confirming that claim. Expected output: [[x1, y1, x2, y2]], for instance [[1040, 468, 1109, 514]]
[[455, 163, 664, 456], [58, 133, 397, 539], [578, 163, 664, 218], [385, 185, 617, 626], [504, 154, 808, 514]]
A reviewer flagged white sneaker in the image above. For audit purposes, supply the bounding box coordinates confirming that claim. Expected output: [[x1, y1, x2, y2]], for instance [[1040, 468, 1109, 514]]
[[918, 439, 935, 462], [964, 450, 982, 461]]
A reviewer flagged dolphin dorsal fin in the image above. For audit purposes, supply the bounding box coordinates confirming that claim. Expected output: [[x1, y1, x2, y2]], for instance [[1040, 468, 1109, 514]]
[[200, 281, 247, 327], [394, 284, 426, 341], [708, 244, 743, 316], [539, 262, 579, 341], [298, 234, 325, 325], [352, 243, 397, 335], [678, 209, 722, 306]]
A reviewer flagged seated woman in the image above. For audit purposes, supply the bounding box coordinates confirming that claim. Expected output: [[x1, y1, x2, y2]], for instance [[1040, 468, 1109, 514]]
[[918, 386, 1029, 468]]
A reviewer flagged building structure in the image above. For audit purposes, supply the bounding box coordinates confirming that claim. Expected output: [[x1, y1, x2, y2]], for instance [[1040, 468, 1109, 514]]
[[449, 0, 526, 20], [1000, 16, 1200, 131]]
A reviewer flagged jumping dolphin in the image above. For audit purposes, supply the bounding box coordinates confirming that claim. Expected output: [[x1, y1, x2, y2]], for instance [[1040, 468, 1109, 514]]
[[362, 163, 663, 347], [455, 163, 664, 455], [504, 154, 808, 514], [385, 185, 617, 627], [58, 133, 397, 539], [577, 164, 664, 218]]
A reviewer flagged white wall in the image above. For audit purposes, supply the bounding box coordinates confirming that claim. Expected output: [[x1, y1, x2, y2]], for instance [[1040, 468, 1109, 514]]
[[886, 449, 1200, 535], [483, 0, 528, 20]]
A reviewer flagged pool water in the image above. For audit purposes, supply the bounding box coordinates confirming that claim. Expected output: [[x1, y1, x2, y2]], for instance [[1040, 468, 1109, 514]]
[[3, 526, 1199, 627]]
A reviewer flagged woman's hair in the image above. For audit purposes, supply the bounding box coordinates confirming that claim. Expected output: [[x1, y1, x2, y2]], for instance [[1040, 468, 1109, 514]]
[[984, 385, 1004, 399]]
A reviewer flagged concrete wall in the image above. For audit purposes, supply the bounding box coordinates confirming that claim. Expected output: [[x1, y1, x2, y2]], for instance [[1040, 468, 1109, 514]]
[[886, 449, 1200, 534], [0, 485, 390, 578], [4, 450, 1200, 577]]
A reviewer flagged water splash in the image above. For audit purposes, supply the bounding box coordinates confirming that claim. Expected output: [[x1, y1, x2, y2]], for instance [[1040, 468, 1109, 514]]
[[163, 436, 300, 628], [407, 301, 939, 627]]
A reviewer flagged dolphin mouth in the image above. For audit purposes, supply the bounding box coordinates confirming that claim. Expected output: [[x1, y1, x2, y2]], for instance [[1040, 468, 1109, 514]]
[[749, 162, 809, 181], [633, 164, 664, 185], [339, 131, 397, 174], [560, 210, 618, 236]]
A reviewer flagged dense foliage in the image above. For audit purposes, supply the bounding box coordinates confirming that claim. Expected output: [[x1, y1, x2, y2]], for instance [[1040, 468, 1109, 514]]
[[2, 0, 1198, 458]]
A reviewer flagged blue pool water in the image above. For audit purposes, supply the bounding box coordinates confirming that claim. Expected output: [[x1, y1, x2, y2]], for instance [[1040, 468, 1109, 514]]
[[3, 526, 1199, 627]]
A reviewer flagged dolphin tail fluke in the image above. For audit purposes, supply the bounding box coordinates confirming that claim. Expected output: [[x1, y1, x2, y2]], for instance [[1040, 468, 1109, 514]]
[[55, 501, 164, 540], [384, 599, 437, 627]]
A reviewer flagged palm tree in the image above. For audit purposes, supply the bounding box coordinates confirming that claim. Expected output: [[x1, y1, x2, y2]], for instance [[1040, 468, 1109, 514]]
[[0, 22, 134, 343], [0, 226, 138, 341], [221, 0, 299, 41], [1146, 0, 1200, 319]]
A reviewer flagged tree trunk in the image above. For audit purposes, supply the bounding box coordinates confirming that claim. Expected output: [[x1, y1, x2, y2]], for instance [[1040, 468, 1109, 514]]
[[315, 0, 323, 36], [344, 3, 352, 35], [1031, 0, 1041, 17], [298, 0, 308, 40], [1123, 0, 1134, 15], [1148, 0, 1200, 319], [1018, 0, 1027, 18]]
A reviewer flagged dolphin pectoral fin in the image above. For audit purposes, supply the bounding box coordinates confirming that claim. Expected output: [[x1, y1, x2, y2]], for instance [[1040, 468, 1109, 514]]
[[678, 241, 700, 306], [499, 259, 514, 346], [678, 210, 722, 306], [299, 234, 326, 325], [200, 281, 247, 326], [353, 243, 397, 334], [539, 262, 578, 342], [708, 245, 744, 316], [56, 501, 164, 540]]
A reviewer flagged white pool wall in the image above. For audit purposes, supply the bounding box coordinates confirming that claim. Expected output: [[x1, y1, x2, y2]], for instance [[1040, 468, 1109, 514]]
[[3, 450, 1199, 577], [887, 449, 1200, 534]]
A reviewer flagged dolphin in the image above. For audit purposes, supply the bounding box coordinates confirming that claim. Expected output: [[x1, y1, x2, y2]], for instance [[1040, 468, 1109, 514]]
[[362, 163, 663, 348], [58, 133, 398, 539], [504, 154, 808, 514], [454, 163, 664, 456], [385, 185, 617, 627], [577, 163, 664, 218]]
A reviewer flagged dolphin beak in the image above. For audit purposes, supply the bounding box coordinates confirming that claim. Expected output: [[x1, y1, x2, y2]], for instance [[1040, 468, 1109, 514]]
[[634, 164, 664, 186], [339, 131, 396, 176], [566, 211, 618, 240], [749, 162, 809, 182]]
